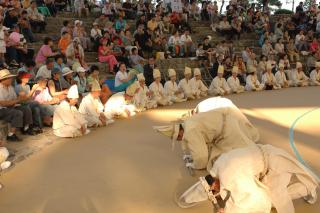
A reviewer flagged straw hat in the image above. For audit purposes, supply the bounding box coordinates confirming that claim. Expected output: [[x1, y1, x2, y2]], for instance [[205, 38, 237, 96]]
[[0, 69, 16, 81], [74, 20, 82, 26], [153, 69, 161, 79], [62, 67, 73, 76], [168, 69, 176, 77], [194, 68, 201, 76], [77, 67, 86, 73], [67, 85, 79, 99]]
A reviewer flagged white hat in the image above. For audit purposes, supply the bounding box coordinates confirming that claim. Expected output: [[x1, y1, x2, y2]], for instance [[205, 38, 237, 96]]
[[137, 73, 145, 81], [75, 20, 82, 25], [296, 62, 302, 69], [67, 85, 79, 99], [194, 68, 201, 76], [206, 35, 212, 41], [62, 67, 73, 76], [0, 69, 16, 81], [91, 80, 101, 92], [248, 66, 257, 73], [153, 123, 181, 142], [73, 37, 81, 43], [126, 81, 139, 97], [232, 66, 238, 73], [184, 67, 192, 75], [153, 69, 161, 79], [168, 69, 176, 77], [278, 63, 284, 68], [266, 63, 273, 70], [77, 66, 86, 73], [217, 65, 224, 74], [316, 62, 320, 68]]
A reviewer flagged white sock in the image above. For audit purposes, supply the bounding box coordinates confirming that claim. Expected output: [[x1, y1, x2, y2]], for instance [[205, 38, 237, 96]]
[[24, 125, 29, 131], [8, 132, 14, 136]]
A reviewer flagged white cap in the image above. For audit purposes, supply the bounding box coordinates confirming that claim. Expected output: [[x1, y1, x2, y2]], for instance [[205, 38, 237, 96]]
[[232, 66, 238, 73], [153, 69, 161, 79], [316, 62, 320, 68], [194, 68, 201, 76], [217, 65, 224, 74], [67, 85, 79, 99], [296, 62, 302, 69], [91, 80, 101, 92], [62, 67, 73, 76], [168, 69, 176, 77], [248, 66, 257, 73], [266, 63, 273, 70], [184, 67, 192, 75], [126, 81, 139, 97], [137, 73, 145, 81], [77, 66, 86, 73]]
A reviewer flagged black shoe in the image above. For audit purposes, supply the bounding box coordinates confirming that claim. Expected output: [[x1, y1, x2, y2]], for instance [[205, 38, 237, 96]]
[[7, 134, 22, 142], [32, 127, 43, 134], [22, 128, 37, 136]]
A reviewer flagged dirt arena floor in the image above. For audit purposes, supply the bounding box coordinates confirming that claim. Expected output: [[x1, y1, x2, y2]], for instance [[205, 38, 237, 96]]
[[0, 86, 319, 213]]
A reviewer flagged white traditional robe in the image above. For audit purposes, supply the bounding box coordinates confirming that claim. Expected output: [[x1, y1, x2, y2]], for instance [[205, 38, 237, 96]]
[[209, 76, 231, 96], [181, 107, 259, 170], [53, 101, 88, 138], [180, 144, 319, 213], [262, 72, 281, 89], [164, 80, 186, 102], [227, 76, 245, 93], [149, 81, 172, 106], [190, 77, 208, 98], [104, 92, 137, 118], [245, 74, 264, 91], [290, 70, 309, 87], [0, 147, 9, 165], [178, 78, 195, 99], [134, 84, 157, 110], [309, 69, 320, 86], [275, 70, 292, 87], [79, 93, 104, 127]]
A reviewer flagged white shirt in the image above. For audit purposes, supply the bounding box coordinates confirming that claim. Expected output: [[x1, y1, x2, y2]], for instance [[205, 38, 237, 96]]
[[0, 83, 17, 109], [178, 78, 193, 96], [227, 76, 242, 92], [310, 69, 320, 85], [180, 34, 192, 44], [275, 70, 288, 86], [190, 78, 208, 93], [115, 71, 128, 87], [36, 65, 52, 79]]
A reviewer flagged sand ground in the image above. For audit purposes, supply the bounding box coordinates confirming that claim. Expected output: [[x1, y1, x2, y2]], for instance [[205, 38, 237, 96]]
[[0, 86, 319, 213]]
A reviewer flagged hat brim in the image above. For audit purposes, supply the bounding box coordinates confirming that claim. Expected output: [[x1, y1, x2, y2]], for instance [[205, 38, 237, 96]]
[[62, 71, 73, 76], [0, 74, 16, 80]]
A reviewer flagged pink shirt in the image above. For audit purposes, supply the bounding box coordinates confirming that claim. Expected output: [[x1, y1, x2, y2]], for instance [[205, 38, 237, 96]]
[[35, 45, 53, 64], [32, 88, 53, 104], [9, 32, 20, 43]]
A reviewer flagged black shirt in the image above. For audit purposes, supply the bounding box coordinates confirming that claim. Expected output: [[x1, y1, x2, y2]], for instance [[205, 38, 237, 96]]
[[3, 14, 18, 29]]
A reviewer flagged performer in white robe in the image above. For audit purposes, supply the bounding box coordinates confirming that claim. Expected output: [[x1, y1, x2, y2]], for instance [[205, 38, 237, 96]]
[[104, 82, 140, 118], [149, 69, 172, 106], [309, 61, 320, 86], [134, 73, 157, 110], [178, 67, 196, 100], [262, 63, 281, 90], [53, 85, 89, 138], [290, 62, 309, 87], [227, 66, 245, 94], [178, 144, 319, 213], [190, 68, 208, 98], [275, 63, 292, 88], [245, 66, 265, 91], [164, 69, 186, 103], [209, 66, 231, 96], [155, 105, 259, 170], [79, 81, 114, 127]]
